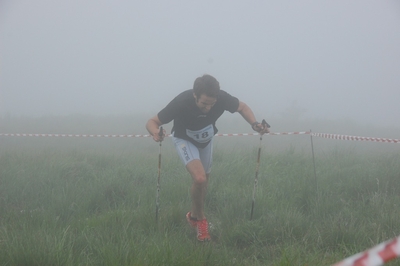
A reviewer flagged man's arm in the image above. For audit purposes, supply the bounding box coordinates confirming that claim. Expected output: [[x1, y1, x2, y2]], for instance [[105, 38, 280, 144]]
[[237, 101, 257, 125], [237, 101, 270, 134], [146, 115, 165, 142]]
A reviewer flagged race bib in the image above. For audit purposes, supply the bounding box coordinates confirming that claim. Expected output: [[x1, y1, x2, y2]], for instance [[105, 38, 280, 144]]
[[186, 125, 214, 143]]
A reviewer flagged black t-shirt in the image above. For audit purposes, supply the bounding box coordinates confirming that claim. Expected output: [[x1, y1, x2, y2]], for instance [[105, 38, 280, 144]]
[[158, 89, 239, 148]]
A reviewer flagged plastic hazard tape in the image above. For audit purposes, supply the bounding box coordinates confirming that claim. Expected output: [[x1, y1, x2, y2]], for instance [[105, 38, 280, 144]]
[[0, 132, 310, 138], [1, 132, 398, 144], [333, 235, 400, 266], [217, 131, 310, 137], [311, 133, 400, 144], [0, 133, 154, 138]]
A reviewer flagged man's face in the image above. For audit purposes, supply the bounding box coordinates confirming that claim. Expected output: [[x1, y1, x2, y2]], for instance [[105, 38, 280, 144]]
[[194, 93, 217, 114]]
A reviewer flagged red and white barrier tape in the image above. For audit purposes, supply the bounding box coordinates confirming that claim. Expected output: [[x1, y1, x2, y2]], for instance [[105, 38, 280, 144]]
[[217, 131, 310, 137], [0, 131, 310, 138], [333, 235, 400, 266], [311, 133, 400, 144], [0, 132, 398, 144], [0, 133, 154, 138]]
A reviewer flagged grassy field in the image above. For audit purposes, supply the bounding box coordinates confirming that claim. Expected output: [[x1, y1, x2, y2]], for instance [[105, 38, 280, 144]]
[[0, 115, 399, 265]]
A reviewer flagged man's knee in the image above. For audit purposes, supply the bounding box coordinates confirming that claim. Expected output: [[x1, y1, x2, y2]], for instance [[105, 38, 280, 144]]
[[192, 173, 207, 184], [187, 160, 207, 184], [189, 167, 207, 184]]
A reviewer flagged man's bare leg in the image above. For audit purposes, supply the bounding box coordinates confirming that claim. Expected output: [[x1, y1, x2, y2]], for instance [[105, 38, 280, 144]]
[[186, 159, 209, 220]]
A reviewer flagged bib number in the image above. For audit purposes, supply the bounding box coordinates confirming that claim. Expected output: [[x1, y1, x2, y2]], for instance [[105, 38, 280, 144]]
[[186, 125, 214, 143]]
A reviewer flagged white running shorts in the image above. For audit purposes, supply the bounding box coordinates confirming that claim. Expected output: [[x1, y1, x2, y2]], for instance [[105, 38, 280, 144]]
[[173, 137, 213, 174]]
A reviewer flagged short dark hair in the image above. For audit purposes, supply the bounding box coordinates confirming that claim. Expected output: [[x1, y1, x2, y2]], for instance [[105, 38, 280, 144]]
[[193, 74, 220, 98]]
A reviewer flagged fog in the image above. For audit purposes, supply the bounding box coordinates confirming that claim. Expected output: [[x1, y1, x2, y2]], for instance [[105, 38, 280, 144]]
[[1, 1, 399, 128]]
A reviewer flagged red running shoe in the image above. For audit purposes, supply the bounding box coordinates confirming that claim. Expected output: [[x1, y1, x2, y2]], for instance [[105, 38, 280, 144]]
[[196, 218, 211, 241], [186, 212, 197, 228]]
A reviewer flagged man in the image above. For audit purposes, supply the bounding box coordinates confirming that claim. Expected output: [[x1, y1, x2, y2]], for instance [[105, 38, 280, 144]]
[[146, 74, 269, 241]]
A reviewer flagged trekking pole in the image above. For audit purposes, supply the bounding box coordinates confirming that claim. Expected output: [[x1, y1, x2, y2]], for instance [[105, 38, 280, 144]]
[[155, 126, 164, 222], [309, 130, 318, 192], [250, 119, 270, 220]]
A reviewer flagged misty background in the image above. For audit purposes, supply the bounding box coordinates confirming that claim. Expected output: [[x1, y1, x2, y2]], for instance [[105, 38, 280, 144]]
[[1, 1, 399, 133]]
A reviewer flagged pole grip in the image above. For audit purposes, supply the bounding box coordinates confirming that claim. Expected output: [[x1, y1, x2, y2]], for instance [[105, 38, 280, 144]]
[[262, 119, 271, 128], [158, 126, 164, 138]]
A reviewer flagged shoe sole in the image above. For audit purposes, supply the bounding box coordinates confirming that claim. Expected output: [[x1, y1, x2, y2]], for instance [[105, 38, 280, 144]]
[[197, 236, 211, 242]]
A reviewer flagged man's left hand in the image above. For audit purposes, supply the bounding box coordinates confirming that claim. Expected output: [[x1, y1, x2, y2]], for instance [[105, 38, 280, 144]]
[[251, 120, 270, 135]]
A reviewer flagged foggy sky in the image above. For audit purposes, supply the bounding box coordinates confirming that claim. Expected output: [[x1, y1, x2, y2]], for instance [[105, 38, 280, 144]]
[[1, 1, 399, 127]]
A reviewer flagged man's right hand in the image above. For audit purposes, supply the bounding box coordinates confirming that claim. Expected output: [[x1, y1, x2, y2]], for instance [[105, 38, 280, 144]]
[[153, 127, 166, 142], [146, 115, 165, 142]]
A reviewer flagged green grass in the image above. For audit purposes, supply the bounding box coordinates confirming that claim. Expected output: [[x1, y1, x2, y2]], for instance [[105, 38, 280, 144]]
[[0, 140, 400, 266]]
